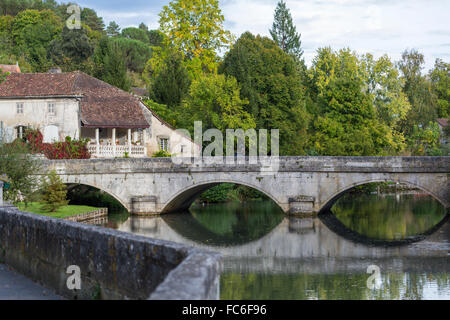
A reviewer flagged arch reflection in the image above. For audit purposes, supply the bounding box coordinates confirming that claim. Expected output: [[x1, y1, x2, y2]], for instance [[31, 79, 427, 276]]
[[162, 201, 285, 246], [327, 193, 448, 244]]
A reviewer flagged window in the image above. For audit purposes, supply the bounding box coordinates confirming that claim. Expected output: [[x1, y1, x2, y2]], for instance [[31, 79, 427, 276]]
[[159, 138, 169, 151], [16, 102, 24, 114], [180, 145, 186, 153], [16, 126, 26, 140], [48, 102, 55, 114]]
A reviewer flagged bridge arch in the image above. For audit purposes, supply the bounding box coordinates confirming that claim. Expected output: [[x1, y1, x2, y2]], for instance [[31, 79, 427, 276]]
[[319, 178, 448, 213], [161, 180, 284, 214], [63, 181, 130, 212]]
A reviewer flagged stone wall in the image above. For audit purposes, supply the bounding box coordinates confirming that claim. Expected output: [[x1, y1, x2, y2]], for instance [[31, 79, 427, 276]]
[[0, 206, 221, 300]]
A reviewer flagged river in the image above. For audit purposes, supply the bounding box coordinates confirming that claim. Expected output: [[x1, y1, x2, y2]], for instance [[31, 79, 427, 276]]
[[97, 193, 449, 300]]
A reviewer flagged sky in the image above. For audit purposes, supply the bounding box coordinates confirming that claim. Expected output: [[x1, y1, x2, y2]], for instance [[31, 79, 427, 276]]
[[78, 0, 450, 72]]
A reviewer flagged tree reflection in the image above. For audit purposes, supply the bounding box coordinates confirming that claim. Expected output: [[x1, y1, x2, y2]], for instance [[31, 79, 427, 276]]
[[331, 194, 447, 240]]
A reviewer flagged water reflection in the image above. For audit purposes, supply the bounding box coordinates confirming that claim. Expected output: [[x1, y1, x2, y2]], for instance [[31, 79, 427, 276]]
[[332, 193, 447, 240], [95, 194, 449, 300]]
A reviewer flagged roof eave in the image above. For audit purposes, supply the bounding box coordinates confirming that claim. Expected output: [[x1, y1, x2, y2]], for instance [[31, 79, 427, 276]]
[[0, 95, 83, 100]]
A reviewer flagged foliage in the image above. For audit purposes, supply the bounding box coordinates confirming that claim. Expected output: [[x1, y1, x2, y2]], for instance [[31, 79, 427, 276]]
[[152, 150, 172, 157], [93, 37, 131, 91], [82, 7, 104, 31], [106, 21, 120, 37], [406, 121, 442, 156], [199, 183, 237, 203], [159, 0, 234, 74], [220, 32, 309, 155], [429, 58, 449, 118], [397, 49, 439, 135], [48, 26, 94, 70], [360, 53, 411, 127], [307, 47, 405, 155], [11, 9, 62, 71], [182, 73, 255, 132], [110, 37, 152, 74], [67, 185, 126, 211], [0, 141, 40, 204], [142, 99, 179, 128], [0, 0, 59, 16], [40, 170, 68, 212], [24, 128, 91, 159], [269, 0, 303, 60], [148, 48, 191, 107], [121, 27, 149, 44]]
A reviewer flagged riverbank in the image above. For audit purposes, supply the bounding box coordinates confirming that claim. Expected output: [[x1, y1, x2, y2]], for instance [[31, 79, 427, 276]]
[[17, 202, 102, 219]]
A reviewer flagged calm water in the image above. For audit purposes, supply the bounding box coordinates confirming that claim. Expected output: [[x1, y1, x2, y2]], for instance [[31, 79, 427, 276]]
[[99, 193, 450, 300]]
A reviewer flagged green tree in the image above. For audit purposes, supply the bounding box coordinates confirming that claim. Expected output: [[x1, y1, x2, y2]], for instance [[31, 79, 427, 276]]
[[0, 14, 14, 51], [407, 121, 442, 156], [0, 142, 40, 204], [220, 32, 309, 155], [158, 0, 234, 74], [308, 47, 404, 155], [429, 58, 449, 118], [182, 73, 255, 132], [41, 170, 68, 212], [11, 9, 62, 71], [106, 21, 120, 37], [360, 53, 411, 127], [122, 27, 149, 43], [269, 0, 303, 60], [49, 26, 94, 69], [81, 7, 105, 32], [149, 48, 191, 108], [397, 49, 439, 134], [93, 37, 131, 91], [148, 29, 165, 47], [110, 37, 152, 73]]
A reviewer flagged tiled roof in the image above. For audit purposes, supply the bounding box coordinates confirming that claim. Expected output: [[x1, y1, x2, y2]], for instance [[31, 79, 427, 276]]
[[0, 71, 149, 128], [0, 64, 21, 73], [437, 118, 448, 128]]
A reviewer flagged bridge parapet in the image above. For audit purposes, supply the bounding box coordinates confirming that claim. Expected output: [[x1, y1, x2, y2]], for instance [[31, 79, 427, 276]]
[[37, 156, 450, 175]]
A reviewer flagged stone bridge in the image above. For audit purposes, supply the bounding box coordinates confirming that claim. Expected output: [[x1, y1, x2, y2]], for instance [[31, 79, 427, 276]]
[[38, 157, 450, 215]]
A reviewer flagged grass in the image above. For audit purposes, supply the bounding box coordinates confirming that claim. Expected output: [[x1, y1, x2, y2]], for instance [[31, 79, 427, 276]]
[[17, 202, 100, 219]]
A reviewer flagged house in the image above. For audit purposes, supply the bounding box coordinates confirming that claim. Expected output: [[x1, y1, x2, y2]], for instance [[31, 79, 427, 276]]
[[437, 118, 448, 146], [0, 71, 199, 158], [0, 63, 21, 74]]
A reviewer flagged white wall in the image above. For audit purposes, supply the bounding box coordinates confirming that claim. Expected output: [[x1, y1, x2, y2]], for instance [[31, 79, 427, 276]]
[[0, 98, 80, 142], [139, 102, 201, 157]]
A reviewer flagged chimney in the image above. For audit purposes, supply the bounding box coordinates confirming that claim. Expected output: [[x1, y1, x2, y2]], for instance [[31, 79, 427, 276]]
[[48, 67, 62, 74]]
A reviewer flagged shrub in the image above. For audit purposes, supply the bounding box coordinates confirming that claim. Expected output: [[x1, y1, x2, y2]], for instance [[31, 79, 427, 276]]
[[0, 142, 40, 204], [23, 129, 91, 159], [41, 170, 68, 212], [152, 150, 171, 157]]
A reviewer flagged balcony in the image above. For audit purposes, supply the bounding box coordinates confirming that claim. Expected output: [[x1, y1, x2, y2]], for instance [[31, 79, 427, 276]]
[[88, 144, 147, 158]]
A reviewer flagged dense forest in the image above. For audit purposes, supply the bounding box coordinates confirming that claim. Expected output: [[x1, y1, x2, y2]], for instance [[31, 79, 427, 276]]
[[1, 0, 449, 157]]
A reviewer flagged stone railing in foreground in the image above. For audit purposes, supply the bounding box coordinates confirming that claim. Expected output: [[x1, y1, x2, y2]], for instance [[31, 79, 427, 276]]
[[0, 206, 221, 300]]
